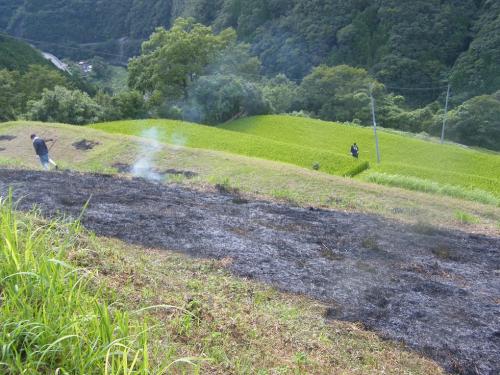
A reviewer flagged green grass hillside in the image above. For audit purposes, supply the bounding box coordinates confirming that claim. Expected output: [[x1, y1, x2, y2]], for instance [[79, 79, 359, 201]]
[[91, 119, 368, 177], [92, 116, 500, 199], [3, 121, 498, 231], [221, 116, 500, 197]]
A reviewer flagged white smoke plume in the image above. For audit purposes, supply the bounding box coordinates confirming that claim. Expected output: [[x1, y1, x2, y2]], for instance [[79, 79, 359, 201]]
[[132, 127, 163, 182]]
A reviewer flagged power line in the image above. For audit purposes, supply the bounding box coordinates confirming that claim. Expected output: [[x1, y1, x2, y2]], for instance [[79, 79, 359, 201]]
[[384, 85, 449, 91]]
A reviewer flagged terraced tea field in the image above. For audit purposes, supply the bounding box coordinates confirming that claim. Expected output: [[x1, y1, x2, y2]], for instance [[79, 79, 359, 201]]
[[91, 119, 367, 177], [91, 116, 500, 202], [221, 116, 500, 197]]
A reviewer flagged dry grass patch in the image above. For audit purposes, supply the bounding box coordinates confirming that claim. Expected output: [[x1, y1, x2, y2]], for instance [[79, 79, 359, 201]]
[[73, 235, 445, 374]]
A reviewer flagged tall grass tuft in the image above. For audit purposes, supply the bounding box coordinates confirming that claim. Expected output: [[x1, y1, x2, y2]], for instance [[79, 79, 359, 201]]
[[0, 194, 184, 374], [364, 172, 499, 206]]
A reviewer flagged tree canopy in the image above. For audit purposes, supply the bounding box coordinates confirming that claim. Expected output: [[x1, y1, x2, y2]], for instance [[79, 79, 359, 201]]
[[128, 18, 236, 104], [1, 0, 499, 104]]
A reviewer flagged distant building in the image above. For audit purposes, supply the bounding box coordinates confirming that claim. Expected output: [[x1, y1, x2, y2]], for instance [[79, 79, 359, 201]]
[[78, 61, 93, 74]]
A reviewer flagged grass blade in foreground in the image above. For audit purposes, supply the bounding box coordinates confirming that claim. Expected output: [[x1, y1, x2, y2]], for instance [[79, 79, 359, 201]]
[[0, 194, 191, 374]]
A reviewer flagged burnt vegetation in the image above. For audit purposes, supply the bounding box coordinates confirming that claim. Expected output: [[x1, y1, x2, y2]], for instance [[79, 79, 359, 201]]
[[1, 169, 499, 374]]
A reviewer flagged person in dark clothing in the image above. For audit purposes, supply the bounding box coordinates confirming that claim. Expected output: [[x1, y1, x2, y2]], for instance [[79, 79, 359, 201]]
[[350, 143, 359, 159], [31, 134, 58, 170]]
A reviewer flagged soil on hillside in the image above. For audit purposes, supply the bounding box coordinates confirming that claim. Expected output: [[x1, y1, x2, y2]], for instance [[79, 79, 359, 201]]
[[1, 169, 498, 375], [113, 163, 198, 179], [72, 139, 100, 151], [0, 135, 16, 142]]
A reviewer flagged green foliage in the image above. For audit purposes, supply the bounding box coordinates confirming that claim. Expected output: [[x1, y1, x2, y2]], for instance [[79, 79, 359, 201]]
[[0, 35, 53, 72], [2, 1, 499, 105], [299, 65, 379, 123], [88, 56, 112, 80], [207, 41, 262, 80], [0, 196, 155, 373], [26, 86, 102, 125], [186, 74, 270, 124], [0, 69, 19, 121], [0, 65, 71, 121], [128, 18, 236, 105], [127, 19, 271, 123], [454, 210, 480, 224], [19, 65, 69, 106], [446, 94, 500, 151], [262, 74, 298, 114], [451, 1, 500, 102], [389, 104, 439, 134], [185, 0, 487, 105], [97, 90, 147, 121]]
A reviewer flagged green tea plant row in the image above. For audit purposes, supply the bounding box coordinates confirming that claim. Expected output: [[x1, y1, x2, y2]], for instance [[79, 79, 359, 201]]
[[364, 172, 499, 206], [370, 163, 500, 197]]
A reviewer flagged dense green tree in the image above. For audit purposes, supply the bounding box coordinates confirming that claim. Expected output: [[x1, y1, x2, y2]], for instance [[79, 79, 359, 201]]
[[0, 69, 20, 121], [25, 86, 102, 125], [299, 65, 381, 123], [184, 74, 270, 124], [261, 74, 298, 114], [0, 35, 54, 72], [387, 104, 439, 134], [18, 65, 69, 108], [2, 0, 499, 104], [207, 42, 262, 81], [0, 65, 73, 120], [88, 57, 112, 81], [97, 90, 147, 121], [128, 18, 236, 105], [450, 0, 500, 103], [446, 94, 500, 151]]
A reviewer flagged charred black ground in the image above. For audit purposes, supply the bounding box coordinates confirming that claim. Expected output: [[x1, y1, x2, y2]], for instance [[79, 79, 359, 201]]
[[1, 169, 498, 375], [113, 163, 198, 179], [72, 139, 100, 150], [0, 135, 16, 141]]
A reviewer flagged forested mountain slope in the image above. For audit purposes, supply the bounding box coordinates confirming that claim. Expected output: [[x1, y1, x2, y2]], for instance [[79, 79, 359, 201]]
[[0, 34, 53, 71], [1, 0, 499, 104]]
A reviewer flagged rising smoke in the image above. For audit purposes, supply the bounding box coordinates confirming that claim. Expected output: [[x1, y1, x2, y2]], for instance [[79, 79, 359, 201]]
[[131, 127, 163, 181], [131, 126, 188, 182]]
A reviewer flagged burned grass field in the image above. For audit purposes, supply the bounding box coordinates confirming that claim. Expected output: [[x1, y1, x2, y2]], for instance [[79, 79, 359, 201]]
[[1, 169, 499, 374]]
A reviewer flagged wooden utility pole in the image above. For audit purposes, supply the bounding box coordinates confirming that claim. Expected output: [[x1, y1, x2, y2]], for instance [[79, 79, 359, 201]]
[[369, 84, 381, 164], [440, 84, 451, 144]]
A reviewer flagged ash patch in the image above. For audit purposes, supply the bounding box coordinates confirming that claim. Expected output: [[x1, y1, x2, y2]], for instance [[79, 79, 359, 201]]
[[162, 169, 198, 179], [72, 139, 100, 151], [1, 169, 499, 375], [113, 162, 132, 173], [0, 135, 16, 141], [112, 163, 197, 179]]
